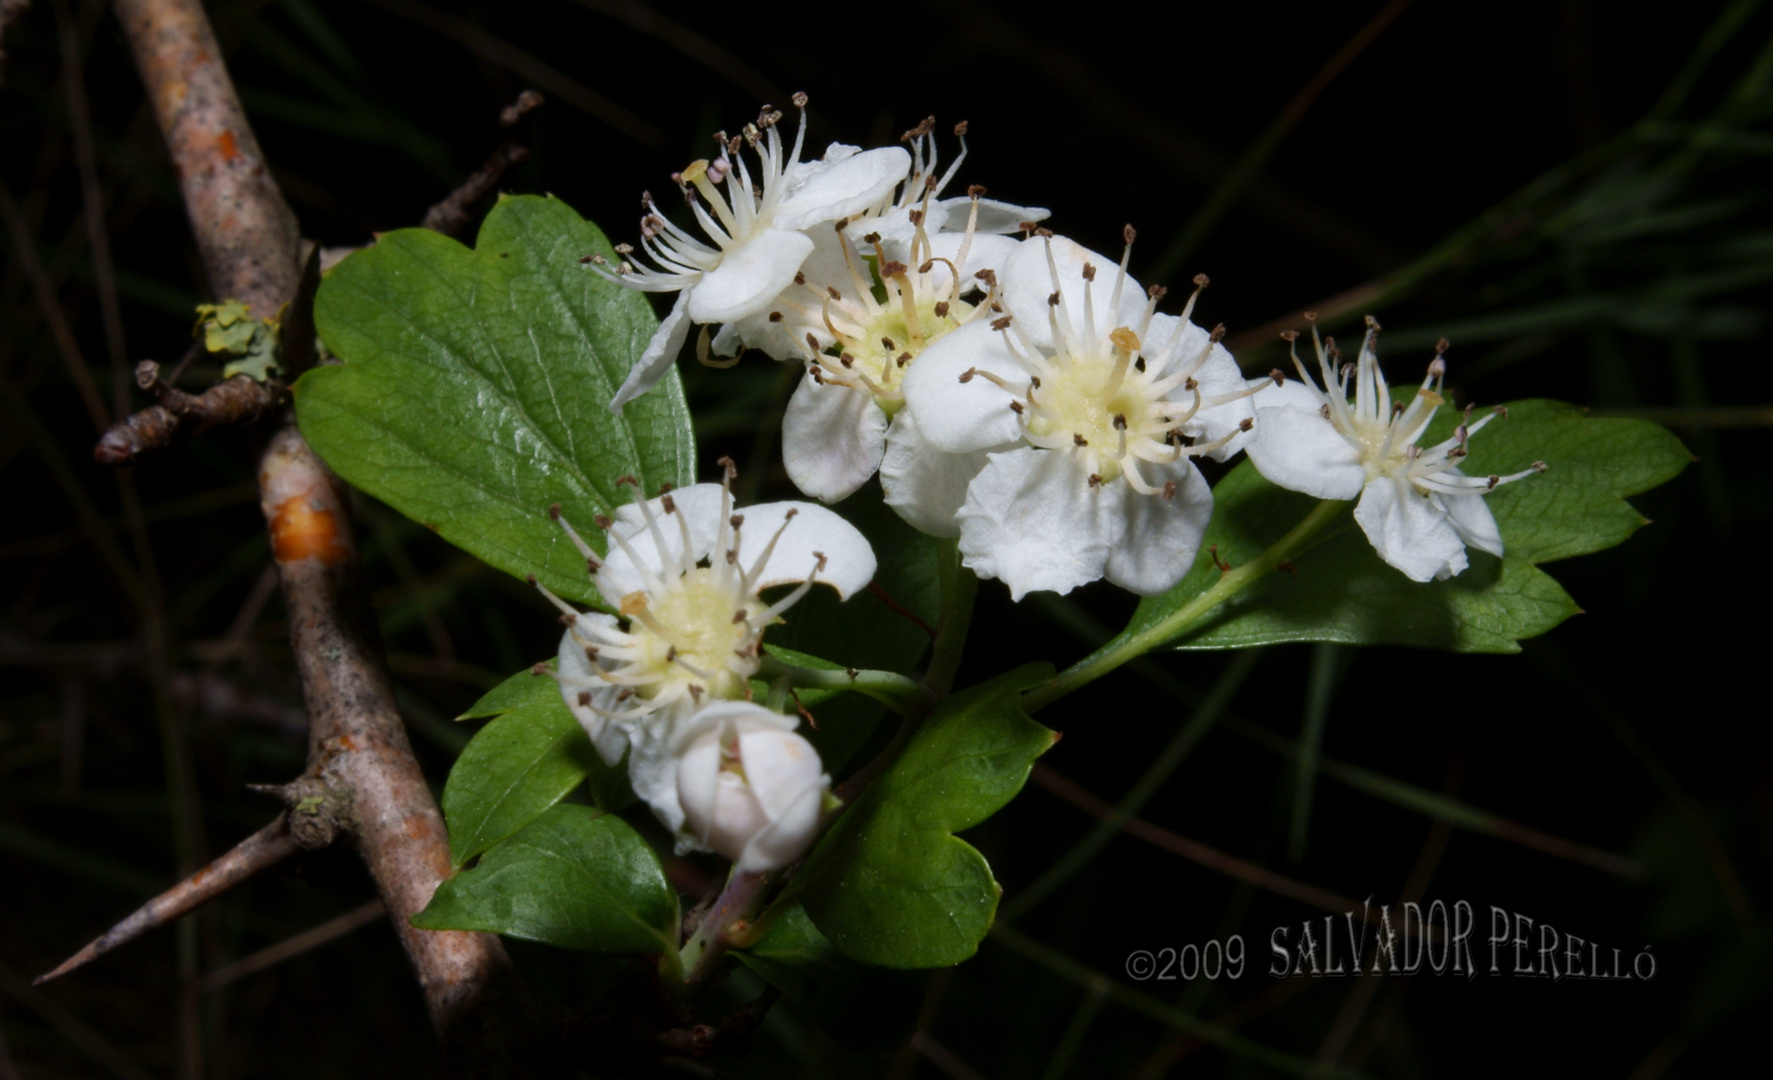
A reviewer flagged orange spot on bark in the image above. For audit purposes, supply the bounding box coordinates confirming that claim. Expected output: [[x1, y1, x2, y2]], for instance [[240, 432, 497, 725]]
[[216, 129, 238, 162], [271, 495, 350, 565]]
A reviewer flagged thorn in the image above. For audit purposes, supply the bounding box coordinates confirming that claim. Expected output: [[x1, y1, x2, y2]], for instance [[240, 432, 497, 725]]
[[35, 814, 302, 985]]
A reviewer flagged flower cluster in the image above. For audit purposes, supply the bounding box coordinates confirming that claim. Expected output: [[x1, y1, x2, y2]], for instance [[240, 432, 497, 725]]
[[541, 98, 1552, 883], [536, 464, 873, 870], [598, 98, 1542, 600]]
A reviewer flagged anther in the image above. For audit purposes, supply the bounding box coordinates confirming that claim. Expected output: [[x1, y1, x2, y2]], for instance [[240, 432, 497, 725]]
[[1208, 323, 1226, 344], [1193, 273, 1210, 288], [880, 260, 907, 278], [881, 336, 896, 350], [1280, 329, 1299, 342], [1428, 357, 1447, 378], [862, 231, 882, 244], [1112, 414, 1128, 430], [1088, 473, 1103, 487], [967, 183, 987, 197], [954, 120, 968, 135], [1270, 368, 1286, 386], [577, 691, 592, 707], [1148, 284, 1168, 299], [769, 311, 783, 323], [1123, 224, 1137, 244], [1184, 377, 1198, 391], [959, 368, 976, 383], [615, 474, 638, 488], [1162, 480, 1176, 500], [1009, 401, 1025, 414], [530, 662, 548, 676], [558, 613, 577, 626], [897, 352, 912, 367], [548, 503, 562, 519], [1074, 433, 1088, 446], [1238, 417, 1254, 432], [792, 91, 808, 107], [1048, 291, 1061, 307], [729, 514, 744, 529], [1082, 264, 1096, 282], [661, 493, 677, 514], [794, 271, 806, 286], [990, 316, 1013, 331], [827, 286, 842, 301], [934, 301, 950, 318]]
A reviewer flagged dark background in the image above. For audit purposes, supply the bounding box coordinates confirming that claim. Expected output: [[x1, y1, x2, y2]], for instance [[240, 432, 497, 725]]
[[3, 0, 1769, 1076]]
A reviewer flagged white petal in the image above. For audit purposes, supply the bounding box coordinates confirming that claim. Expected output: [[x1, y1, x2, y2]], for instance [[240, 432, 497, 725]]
[[674, 724, 721, 843], [899, 319, 1026, 453], [931, 196, 1050, 234], [1002, 235, 1146, 351], [845, 202, 949, 263], [610, 289, 693, 412], [1440, 480, 1504, 558], [688, 228, 815, 324], [1245, 381, 1366, 500], [1148, 315, 1257, 461], [957, 448, 1111, 600], [735, 722, 825, 820], [775, 146, 911, 232], [595, 483, 726, 599], [732, 500, 877, 599], [738, 778, 826, 872], [879, 407, 996, 538], [921, 232, 1019, 297], [556, 621, 629, 766], [782, 373, 888, 503], [1353, 476, 1470, 582], [625, 705, 696, 835], [1103, 461, 1215, 595]]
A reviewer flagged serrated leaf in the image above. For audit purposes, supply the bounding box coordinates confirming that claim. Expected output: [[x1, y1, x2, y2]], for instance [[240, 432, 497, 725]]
[[413, 804, 675, 954], [790, 665, 1057, 968], [1101, 397, 1684, 656], [1455, 399, 1689, 564], [298, 193, 695, 607], [733, 902, 924, 1052], [444, 664, 621, 867]]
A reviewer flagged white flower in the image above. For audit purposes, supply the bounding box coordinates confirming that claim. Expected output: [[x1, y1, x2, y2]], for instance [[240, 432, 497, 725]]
[[534, 463, 874, 833], [1245, 317, 1545, 582], [598, 94, 911, 411], [673, 701, 830, 871], [704, 120, 1046, 507], [896, 231, 1271, 598]]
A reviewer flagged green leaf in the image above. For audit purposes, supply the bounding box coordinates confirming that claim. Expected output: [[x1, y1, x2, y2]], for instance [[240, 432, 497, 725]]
[[443, 664, 621, 868], [413, 804, 676, 954], [1105, 397, 1685, 655], [1458, 399, 1690, 564], [298, 193, 695, 607], [733, 902, 924, 1052], [790, 665, 1058, 968]]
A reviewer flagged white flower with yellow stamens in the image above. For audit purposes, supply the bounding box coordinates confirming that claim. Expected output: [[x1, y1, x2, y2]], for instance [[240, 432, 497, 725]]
[[599, 94, 910, 412], [1246, 317, 1544, 582], [896, 231, 1272, 598], [532, 464, 874, 837]]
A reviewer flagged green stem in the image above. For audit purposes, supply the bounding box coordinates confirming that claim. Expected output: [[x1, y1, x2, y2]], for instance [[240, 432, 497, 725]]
[[1023, 498, 1346, 713], [754, 655, 932, 715], [922, 537, 977, 697]]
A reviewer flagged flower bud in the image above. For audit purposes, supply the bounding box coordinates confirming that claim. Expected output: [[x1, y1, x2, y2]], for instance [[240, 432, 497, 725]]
[[674, 702, 829, 872]]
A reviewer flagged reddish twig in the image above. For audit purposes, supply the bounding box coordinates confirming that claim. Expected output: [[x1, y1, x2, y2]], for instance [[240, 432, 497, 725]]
[[423, 141, 533, 236], [35, 814, 302, 986], [94, 363, 290, 466], [420, 90, 542, 237], [106, 0, 524, 1068]]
